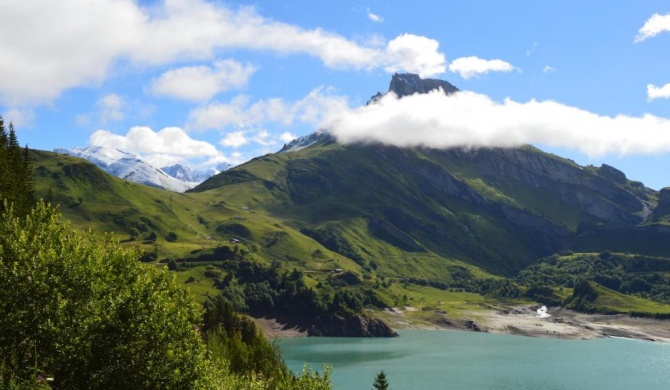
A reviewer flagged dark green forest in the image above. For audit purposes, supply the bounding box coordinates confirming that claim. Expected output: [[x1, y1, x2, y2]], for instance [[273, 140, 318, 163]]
[[0, 117, 35, 217]]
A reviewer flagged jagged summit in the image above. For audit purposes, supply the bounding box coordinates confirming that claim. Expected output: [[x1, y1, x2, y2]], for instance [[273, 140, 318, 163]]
[[369, 73, 460, 103], [281, 74, 460, 154], [389, 72, 459, 97]]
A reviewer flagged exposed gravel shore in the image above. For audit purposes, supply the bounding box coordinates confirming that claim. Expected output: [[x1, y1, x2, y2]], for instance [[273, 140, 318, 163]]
[[388, 305, 670, 343], [254, 317, 308, 339], [256, 305, 670, 342]]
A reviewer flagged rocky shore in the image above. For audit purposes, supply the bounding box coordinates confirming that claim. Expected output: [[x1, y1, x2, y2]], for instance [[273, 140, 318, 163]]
[[256, 304, 670, 343], [386, 304, 670, 343], [254, 312, 398, 339]]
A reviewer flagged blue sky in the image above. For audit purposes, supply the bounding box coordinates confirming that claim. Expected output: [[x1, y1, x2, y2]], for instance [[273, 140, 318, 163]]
[[2, 1, 670, 188]]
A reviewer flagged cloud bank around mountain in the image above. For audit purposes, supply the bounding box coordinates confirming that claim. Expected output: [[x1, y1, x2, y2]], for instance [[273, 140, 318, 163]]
[[89, 126, 235, 167], [326, 89, 670, 158]]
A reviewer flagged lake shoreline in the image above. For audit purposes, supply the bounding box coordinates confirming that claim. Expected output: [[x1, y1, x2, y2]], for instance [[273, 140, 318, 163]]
[[384, 304, 670, 343], [258, 304, 670, 343]]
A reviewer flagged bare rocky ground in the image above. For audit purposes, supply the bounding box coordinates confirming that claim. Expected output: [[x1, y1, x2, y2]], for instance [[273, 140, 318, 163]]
[[253, 317, 308, 339], [386, 304, 670, 343], [255, 305, 670, 342]]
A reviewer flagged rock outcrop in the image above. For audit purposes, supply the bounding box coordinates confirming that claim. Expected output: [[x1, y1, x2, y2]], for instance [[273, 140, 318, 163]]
[[368, 72, 459, 104], [308, 313, 398, 337], [437, 147, 649, 225]]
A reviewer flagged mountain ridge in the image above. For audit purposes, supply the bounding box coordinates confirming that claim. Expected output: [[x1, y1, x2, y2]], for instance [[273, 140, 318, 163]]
[[54, 145, 221, 192], [194, 73, 658, 276]]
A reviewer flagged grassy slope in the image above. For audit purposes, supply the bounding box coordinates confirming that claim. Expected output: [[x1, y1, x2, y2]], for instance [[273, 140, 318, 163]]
[[193, 142, 655, 277], [567, 281, 670, 315], [194, 145, 511, 278], [32, 149, 371, 286], [33, 148, 670, 320]]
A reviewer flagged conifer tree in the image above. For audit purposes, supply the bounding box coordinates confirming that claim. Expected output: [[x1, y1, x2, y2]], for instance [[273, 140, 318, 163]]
[[0, 117, 36, 216], [373, 370, 390, 390], [0, 117, 6, 200]]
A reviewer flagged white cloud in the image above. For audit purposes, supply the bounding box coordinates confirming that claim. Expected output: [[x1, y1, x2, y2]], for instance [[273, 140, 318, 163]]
[[150, 59, 257, 101], [77, 94, 152, 127], [280, 131, 297, 142], [635, 13, 670, 42], [0, 0, 445, 106], [647, 83, 670, 101], [367, 8, 383, 23], [252, 129, 277, 147], [90, 126, 223, 163], [220, 131, 249, 148], [448, 56, 518, 79], [2, 108, 34, 128], [97, 94, 125, 123], [219, 129, 283, 149], [542, 66, 557, 74], [383, 34, 446, 77], [325, 89, 670, 158], [187, 87, 349, 131], [0, 0, 141, 106]]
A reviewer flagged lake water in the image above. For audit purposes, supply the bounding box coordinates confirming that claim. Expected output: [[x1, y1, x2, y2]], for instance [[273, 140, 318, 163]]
[[279, 330, 670, 390]]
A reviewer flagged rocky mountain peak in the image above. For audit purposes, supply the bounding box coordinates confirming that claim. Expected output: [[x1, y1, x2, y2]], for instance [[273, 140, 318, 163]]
[[389, 73, 459, 97], [368, 73, 460, 104]]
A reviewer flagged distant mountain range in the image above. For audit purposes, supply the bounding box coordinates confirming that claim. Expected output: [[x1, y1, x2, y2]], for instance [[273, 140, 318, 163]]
[[54, 145, 227, 192]]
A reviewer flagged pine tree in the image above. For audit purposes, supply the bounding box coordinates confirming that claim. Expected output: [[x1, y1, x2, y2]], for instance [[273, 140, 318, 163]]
[[0, 118, 36, 216], [372, 370, 390, 390], [0, 117, 7, 201], [17, 144, 36, 214]]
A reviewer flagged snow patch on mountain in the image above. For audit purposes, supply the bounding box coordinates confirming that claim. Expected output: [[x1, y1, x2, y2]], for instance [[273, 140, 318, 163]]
[[278, 132, 333, 153], [54, 145, 200, 192], [161, 163, 229, 184]]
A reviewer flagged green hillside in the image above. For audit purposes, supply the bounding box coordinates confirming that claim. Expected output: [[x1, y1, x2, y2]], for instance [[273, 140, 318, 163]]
[[30, 122, 670, 328], [191, 140, 655, 276]]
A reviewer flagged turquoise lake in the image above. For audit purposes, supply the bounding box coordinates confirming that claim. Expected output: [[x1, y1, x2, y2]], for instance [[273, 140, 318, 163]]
[[279, 330, 670, 390]]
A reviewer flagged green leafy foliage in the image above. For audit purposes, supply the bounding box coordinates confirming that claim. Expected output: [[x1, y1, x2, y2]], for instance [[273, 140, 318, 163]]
[[203, 296, 287, 382], [517, 252, 670, 304], [212, 260, 390, 335], [0, 202, 209, 388], [166, 231, 178, 242], [0, 203, 333, 389]]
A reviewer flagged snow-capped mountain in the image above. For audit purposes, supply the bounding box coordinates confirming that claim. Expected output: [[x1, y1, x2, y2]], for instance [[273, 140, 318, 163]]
[[54, 145, 196, 192], [161, 163, 229, 183]]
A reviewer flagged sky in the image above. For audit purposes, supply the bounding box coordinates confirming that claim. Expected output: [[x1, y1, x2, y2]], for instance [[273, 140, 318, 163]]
[[2, 1, 670, 188]]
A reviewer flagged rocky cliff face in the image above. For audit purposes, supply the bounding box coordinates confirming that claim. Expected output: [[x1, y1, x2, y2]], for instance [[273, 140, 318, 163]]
[[368, 72, 459, 103], [436, 147, 650, 225], [308, 313, 398, 337], [650, 187, 670, 221]]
